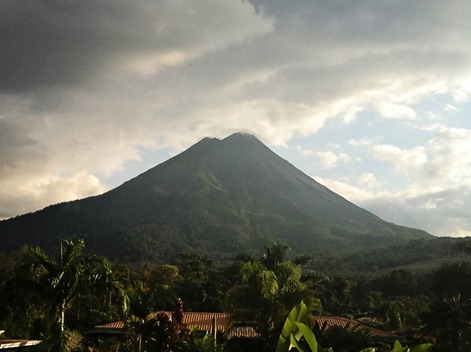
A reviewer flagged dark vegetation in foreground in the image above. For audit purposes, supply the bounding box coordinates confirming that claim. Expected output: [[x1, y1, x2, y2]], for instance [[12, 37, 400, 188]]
[[2, 237, 471, 352]]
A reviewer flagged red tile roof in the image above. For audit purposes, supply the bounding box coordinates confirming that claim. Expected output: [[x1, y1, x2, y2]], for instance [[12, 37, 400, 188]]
[[0, 340, 41, 349], [95, 311, 258, 338], [312, 316, 399, 338], [96, 321, 125, 329], [95, 312, 397, 340]]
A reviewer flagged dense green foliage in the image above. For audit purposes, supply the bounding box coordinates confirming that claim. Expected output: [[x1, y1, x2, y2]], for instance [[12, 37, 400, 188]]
[[1, 238, 471, 351], [225, 243, 316, 351], [276, 302, 433, 352], [0, 239, 128, 352]]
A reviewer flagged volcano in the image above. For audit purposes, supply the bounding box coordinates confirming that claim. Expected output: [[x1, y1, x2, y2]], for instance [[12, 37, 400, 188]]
[[0, 133, 430, 261]]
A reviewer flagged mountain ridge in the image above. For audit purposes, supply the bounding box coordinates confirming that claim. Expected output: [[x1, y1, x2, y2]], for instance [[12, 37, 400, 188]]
[[0, 133, 431, 261]]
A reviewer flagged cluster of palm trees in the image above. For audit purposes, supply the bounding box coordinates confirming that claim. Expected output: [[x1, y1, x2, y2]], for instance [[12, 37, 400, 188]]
[[0, 239, 128, 352]]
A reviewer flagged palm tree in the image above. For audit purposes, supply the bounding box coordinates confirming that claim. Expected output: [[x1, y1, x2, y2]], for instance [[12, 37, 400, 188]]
[[420, 261, 471, 351], [19, 239, 128, 352], [227, 242, 314, 351], [21, 240, 86, 334], [421, 294, 471, 351], [260, 242, 290, 271]]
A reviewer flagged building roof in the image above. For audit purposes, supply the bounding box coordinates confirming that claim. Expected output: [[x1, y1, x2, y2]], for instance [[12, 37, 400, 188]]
[[94, 312, 397, 340], [312, 316, 400, 339], [0, 340, 41, 350], [94, 311, 258, 338]]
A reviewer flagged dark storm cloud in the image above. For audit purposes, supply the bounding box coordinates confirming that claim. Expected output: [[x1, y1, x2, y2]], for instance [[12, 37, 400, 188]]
[[0, 0, 273, 93], [0, 1, 121, 91]]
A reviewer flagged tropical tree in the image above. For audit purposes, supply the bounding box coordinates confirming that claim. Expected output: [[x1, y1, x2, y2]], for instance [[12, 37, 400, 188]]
[[420, 261, 471, 351], [16, 239, 128, 352], [225, 243, 315, 351], [260, 242, 290, 270], [421, 294, 471, 351], [125, 298, 188, 352], [429, 261, 471, 300], [177, 252, 218, 311]]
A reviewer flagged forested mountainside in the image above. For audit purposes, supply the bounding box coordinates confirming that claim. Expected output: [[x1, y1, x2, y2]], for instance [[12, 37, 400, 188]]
[[0, 133, 430, 262]]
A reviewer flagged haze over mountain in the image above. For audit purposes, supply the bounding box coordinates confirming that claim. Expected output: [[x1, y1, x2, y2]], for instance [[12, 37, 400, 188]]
[[0, 133, 431, 261]]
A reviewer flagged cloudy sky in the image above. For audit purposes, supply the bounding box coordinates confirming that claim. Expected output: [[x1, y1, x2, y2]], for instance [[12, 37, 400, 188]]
[[1, 1, 471, 237]]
